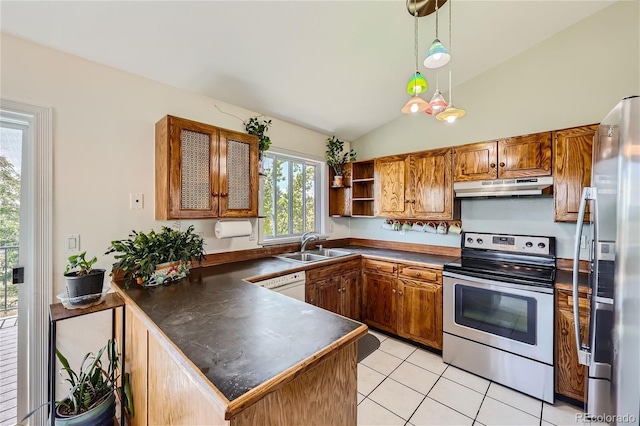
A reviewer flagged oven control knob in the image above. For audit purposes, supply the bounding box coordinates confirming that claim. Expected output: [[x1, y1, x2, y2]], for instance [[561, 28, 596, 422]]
[[467, 237, 473, 244], [476, 238, 483, 244], [525, 242, 533, 248], [538, 242, 546, 249]]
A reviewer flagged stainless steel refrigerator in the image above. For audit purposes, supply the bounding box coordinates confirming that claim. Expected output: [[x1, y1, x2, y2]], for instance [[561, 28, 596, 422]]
[[573, 95, 639, 425]]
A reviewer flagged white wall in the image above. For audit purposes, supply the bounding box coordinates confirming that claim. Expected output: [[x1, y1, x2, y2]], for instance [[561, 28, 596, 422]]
[[0, 32, 349, 397], [351, 1, 639, 259]]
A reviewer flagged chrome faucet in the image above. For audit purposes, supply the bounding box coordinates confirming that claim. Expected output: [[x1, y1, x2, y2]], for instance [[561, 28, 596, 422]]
[[300, 232, 320, 252]]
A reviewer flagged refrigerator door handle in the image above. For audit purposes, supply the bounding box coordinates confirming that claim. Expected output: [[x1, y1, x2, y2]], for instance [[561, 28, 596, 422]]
[[573, 186, 595, 366]]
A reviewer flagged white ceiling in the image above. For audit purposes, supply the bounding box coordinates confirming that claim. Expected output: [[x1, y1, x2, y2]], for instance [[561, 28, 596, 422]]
[[1, 1, 615, 141]]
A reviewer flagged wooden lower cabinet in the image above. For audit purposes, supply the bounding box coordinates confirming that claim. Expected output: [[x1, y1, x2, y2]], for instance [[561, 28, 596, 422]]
[[118, 301, 358, 425], [362, 271, 397, 333], [362, 260, 443, 350], [397, 278, 442, 350], [306, 259, 362, 321], [555, 286, 591, 402]]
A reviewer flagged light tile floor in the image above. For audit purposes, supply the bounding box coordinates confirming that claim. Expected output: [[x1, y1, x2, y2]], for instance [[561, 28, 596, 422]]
[[358, 330, 607, 426]]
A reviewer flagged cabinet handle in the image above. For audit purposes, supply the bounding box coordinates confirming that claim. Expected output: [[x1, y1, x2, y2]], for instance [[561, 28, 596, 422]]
[[415, 272, 421, 277], [490, 163, 496, 168], [561, 327, 568, 336], [220, 193, 228, 198], [212, 192, 218, 197], [398, 290, 403, 296], [338, 288, 341, 293], [376, 265, 381, 270], [392, 289, 396, 294], [499, 162, 505, 167], [409, 200, 416, 204]]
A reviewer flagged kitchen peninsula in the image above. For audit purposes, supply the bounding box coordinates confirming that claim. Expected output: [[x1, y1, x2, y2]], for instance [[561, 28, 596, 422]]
[[112, 257, 367, 426]]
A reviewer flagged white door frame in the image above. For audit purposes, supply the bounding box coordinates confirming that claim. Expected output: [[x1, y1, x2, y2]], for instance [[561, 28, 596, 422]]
[[0, 98, 52, 426]]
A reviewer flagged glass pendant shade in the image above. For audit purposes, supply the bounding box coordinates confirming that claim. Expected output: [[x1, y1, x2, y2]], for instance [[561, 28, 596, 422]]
[[426, 90, 448, 115], [436, 105, 466, 122], [406, 72, 428, 95], [423, 39, 450, 69], [402, 96, 429, 114]]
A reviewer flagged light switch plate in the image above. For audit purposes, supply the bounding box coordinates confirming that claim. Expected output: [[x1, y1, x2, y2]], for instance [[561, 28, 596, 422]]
[[130, 193, 144, 209], [65, 234, 80, 252]]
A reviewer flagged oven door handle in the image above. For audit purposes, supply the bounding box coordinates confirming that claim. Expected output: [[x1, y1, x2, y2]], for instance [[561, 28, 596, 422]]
[[573, 186, 594, 366]]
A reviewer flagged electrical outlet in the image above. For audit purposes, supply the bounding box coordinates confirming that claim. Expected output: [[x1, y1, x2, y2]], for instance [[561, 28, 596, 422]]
[[65, 234, 80, 253], [580, 235, 588, 249], [130, 193, 144, 210]]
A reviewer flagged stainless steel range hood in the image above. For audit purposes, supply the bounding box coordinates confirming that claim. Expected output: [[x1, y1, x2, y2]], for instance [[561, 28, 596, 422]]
[[454, 176, 553, 198]]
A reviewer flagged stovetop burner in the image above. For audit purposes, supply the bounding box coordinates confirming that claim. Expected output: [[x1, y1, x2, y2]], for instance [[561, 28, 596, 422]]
[[444, 231, 556, 288]]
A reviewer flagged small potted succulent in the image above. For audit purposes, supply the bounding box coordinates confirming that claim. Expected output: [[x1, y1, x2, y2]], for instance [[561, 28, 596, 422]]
[[63, 252, 105, 303], [326, 135, 356, 187], [106, 225, 206, 288]]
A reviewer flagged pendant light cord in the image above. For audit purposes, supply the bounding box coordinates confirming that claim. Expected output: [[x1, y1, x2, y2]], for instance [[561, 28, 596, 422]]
[[414, 0, 419, 75], [435, 0, 439, 39], [448, 0, 453, 104]]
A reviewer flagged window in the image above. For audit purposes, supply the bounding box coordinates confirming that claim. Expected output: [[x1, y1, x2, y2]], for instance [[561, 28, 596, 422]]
[[261, 151, 321, 241]]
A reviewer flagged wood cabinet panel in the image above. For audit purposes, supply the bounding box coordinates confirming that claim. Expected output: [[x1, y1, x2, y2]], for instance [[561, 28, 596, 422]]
[[498, 132, 552, 178], [147, 331, 225, 425], [398, 265, 441, 283], [362, 271, 397, 334], [375, 156, 409, 217], [410, 148, 455, 220], [555, 289, 590, 402], [305, 282, 317, 306], [397, 279, 442, 349], [317, 276, 342, 315], [219, 129, 259, 218], [121, 305, 148, 426], [342, 269, 362, 321], [553, 125, 597, 222], [363, 259, 397, 275], [453, 141, 498, 182]]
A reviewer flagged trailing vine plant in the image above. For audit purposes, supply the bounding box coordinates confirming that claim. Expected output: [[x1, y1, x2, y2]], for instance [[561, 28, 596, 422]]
[[244, 116, 272, 160]]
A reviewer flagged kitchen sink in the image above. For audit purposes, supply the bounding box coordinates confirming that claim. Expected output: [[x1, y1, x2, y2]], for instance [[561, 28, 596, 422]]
[[304, 248, 352, 258], [274, 248, 352, 263], [275, 252, 329, 263]]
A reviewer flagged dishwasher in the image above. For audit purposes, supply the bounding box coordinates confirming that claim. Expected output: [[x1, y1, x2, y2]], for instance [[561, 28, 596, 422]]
[[252, 271, 306, 302]]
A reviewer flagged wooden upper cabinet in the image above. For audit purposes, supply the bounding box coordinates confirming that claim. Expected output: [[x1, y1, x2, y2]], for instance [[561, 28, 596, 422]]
[[497, 132, 552, 178], [453, 141, 498, 181], [155, 115, 258, 220], [453, 132, 552, 182], [553, 125, 597, 222], [218, 129, 259, 217], [375, 149, 458, 220], [410, 148, 456, 220], [375, 155, 409, 217]]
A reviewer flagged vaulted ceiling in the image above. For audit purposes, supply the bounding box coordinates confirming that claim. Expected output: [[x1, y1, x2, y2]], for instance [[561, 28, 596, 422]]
[[1, 1, 615, 140]]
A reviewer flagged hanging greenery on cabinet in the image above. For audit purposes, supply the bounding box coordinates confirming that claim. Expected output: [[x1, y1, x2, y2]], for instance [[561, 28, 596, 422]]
[[244, 116, 272, 160]]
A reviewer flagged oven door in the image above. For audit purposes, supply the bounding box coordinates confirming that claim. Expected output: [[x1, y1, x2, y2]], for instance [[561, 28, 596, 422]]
[[443, 272, 554, 364]]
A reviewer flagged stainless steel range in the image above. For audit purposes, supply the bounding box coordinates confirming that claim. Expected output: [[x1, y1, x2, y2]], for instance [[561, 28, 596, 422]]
[[443, 232, 556, 403]]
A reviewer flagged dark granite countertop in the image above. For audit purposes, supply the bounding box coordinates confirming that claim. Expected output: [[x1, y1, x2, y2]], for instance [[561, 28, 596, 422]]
[[112, 245, 455, 406]]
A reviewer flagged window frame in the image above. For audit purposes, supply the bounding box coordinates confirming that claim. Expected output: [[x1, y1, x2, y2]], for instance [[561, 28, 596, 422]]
[[258, 148, 326, 245]]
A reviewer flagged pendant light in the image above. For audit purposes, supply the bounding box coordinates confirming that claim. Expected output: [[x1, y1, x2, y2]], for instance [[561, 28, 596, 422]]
[[426, 73, 448, 115], [402, 0, 429, 114], [436, 0, 465, 123], [423, 0, 450, 69]]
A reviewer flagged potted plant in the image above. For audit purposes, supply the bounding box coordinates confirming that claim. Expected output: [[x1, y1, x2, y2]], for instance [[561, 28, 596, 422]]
[[244, 116, 272, 166], [106, 225, 206, 288], [21, 340, 132, 426], [326, 135, 357, 187], [64, 252, 105, 304]]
